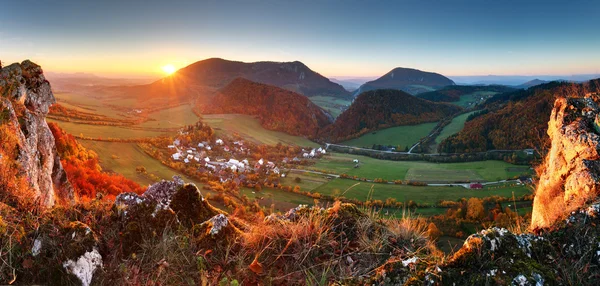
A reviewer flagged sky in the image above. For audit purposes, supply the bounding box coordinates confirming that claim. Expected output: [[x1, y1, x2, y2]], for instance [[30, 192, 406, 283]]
[[1, 0, 599, 78]]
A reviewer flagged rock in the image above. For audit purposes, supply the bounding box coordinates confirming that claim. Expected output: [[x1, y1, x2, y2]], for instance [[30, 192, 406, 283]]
[[0, 60, 73, 207], [62, 247, 102, 286], [532, 96, 600, 229], [169, 183, 221, 227]]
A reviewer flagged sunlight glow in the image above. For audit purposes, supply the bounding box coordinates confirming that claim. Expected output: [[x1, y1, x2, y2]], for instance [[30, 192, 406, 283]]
[[161, 64, 176, 75]]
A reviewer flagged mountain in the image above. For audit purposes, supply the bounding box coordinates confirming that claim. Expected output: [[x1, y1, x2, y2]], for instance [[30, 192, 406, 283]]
[[514, 79, 550, 89], [438, 79, 600, 153], [353, 67, 455, 96], [105, 58, 351, 105], [416, 85, 515, 103], [319, 89, 462, 142], [199, 78, 332, 137]]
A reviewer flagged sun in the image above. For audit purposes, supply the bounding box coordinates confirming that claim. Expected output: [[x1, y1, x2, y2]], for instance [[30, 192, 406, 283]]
[[161, 64, 176, 75]]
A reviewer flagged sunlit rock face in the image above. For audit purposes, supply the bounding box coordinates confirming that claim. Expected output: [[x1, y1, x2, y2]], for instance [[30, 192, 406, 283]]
[[532, 96, 600, 229], [0, 60, 73, 207]]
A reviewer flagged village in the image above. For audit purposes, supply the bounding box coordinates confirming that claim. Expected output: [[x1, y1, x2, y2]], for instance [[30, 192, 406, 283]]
[[166, 130, 328, 184]]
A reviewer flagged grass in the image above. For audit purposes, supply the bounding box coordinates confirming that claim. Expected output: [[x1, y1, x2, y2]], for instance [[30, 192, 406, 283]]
[[202, 114, 319, 147], [137, 105, 199, 129], [48, 119, 169, 139], [280, 171, 332, 192], [79, 140, 205, 187], [240, 187, 314, 212], [309, 153, 531, 182], [312, 178, 532, 205], [308, 96, 352, 118], [435, 111, 478, 144], [341, 122, 438, 150]]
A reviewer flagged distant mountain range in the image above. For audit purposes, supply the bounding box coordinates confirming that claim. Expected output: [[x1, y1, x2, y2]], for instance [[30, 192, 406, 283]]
[[514, 79, 550, 89], [353, 67, 455, 96], [450, 74, 600, 86], [319, 89, 462, 142], [199, 78, 332, 137], [103, 58, 351, 104]]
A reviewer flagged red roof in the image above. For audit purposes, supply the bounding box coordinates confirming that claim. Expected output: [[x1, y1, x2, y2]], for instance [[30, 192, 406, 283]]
[[470, 183, 483, 189]]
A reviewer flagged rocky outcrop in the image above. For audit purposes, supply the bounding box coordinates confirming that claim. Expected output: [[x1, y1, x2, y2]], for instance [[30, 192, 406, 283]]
[[531, 95, 600, 229], [0, 60, 73, 207]]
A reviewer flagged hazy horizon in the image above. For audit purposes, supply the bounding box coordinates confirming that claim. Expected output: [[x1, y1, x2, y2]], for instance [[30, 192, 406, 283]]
[[2, 0, 599, 78]]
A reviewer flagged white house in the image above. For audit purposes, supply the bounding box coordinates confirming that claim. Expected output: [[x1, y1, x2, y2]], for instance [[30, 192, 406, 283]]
[[184, 158, 190, 164], [353, 159, 359, 163], [197, 143, 205, 148], [204, 157, 210, 162], [172, 153, 182, 160], [216, 139, 224, 145], [168, 145, 176, 149], [267, 161, 275, 168], [272, 167, 280, 174], [187, 150, 193, 154], [194, 156, 200, 162], [174, 139, 181, 146], [258, 158, 264, 165], [302, 153, 310, 158], [187, 154, 194, 160], [242, 159, 249, 165], [228, 159, 240, 165], [206, 146, 212, 151]]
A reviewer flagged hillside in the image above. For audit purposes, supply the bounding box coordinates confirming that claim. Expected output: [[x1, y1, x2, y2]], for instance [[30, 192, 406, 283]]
[[105, 58, 350, 104], [438, 79, 600, 153], [319, 89, 462, 142], [353, 67, 455, 96], [514, 79, 550, 89], [199, 78, 332, 137], [416, 85, 515, 103]]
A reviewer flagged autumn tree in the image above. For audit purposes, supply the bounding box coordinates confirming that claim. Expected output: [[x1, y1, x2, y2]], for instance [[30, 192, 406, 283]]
[[466, 197, 485, 220]]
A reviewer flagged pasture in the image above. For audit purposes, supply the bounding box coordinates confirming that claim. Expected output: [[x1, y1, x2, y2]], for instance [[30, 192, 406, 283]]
[[79, 140, 203, 187], [453, 91, 500, 107], [312, 178, 532, 206], [48, 119, 169, 139], [341, 122, 438, 150], [308, 95, 352, 118], [202, 114, 319, 147], [308, 153, 530, 182], [435, 111, 477, 144]]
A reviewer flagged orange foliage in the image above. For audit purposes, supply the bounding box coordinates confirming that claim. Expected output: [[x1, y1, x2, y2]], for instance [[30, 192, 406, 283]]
[[48, 123, 144, 201]]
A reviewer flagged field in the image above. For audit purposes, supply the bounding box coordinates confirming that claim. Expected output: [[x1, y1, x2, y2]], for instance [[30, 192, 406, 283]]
[[47, 119, 169, 139], [435, 111, 478, 144], [312, 178, 532, 205], [308, 95, 352, 118], [79, 140, 204, 187], [137, 105, 200, 129], [308, 153, 530, 182], [281, 171, 333, 192], [202, 114, 319, 147], [240, 187, 315, 213], [341, 122, 438, 150]]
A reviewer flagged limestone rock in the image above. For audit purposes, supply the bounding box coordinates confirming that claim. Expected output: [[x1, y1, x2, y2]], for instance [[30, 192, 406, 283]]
[[532, 96, 600, 229], [0, 60, 73, 207]]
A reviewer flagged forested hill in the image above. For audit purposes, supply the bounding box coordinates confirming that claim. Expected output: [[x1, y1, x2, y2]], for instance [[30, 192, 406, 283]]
[[353, 67, 455, 96], [438, 79, 600, 153], [319, 89, 462, 142], [199, 78, 332, 137]]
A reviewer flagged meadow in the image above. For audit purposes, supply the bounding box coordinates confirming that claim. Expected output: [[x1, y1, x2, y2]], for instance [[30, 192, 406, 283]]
[[308, 152, 530, 182], [202, 114, 319, 147], [435, 111, 478, 144], [341, 122, 438, 150], [453, 91, 500, 107], [308, 95, 352, 118], [79, 140, 203, 187], [312, 178, 532, 206], [47, 119, 169, 139]]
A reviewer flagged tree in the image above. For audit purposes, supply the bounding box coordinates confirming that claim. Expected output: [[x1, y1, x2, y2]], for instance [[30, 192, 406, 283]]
[[466, 197, 485, 220]]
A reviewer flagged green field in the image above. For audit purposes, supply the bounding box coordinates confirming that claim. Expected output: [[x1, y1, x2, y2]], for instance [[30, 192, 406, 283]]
[[435, 111, 477, 144], [342, 122, 438, 150], [79, 140, 204, 187], [281, 171, 332, 192], [308, 96, 352, 118], [202, 114, 319, 147], [454, 91, 500, 107], [312, 179, 532, 205], [309, 153, 530, 182], [240, 187, 314, 212]]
